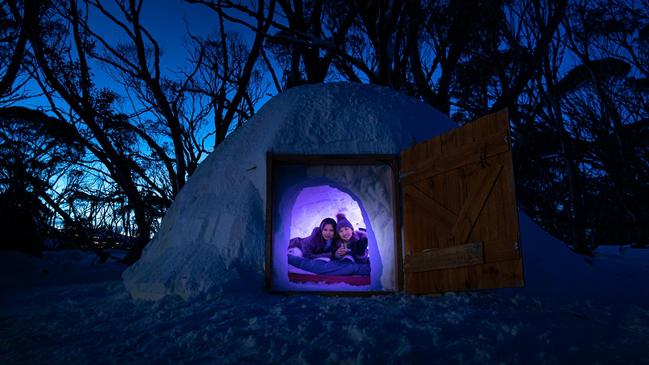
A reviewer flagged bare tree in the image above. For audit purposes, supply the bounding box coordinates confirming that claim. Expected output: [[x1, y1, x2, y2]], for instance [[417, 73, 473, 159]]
[[186, 0, 276, 145], [559, 0, 649, 247], [1, 0, 38, 101], [16, 0, 159, 262]]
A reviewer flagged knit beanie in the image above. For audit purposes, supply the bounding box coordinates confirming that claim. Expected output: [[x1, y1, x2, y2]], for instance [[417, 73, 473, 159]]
[[335, 213, 353, 231]]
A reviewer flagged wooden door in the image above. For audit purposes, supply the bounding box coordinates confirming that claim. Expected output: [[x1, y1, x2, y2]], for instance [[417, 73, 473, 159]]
[[400, 109, 523, 294]]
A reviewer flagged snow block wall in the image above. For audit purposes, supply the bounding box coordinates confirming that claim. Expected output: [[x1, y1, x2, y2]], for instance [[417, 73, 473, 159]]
[[122, 83, 454, 300]]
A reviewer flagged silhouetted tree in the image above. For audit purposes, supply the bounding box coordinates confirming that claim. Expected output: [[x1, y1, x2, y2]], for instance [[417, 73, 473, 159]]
[[186, 0, 277, 145], [0, 106, 83, 255], [2, 0, 647, 262]]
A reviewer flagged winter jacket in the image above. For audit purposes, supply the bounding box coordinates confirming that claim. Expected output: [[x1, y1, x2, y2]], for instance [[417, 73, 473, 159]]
[[288, 227, 335, 259], [333, 230, 369, 263]]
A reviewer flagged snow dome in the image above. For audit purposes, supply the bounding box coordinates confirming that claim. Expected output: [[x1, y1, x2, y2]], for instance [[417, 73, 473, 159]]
[[122, 83, 454, 300]]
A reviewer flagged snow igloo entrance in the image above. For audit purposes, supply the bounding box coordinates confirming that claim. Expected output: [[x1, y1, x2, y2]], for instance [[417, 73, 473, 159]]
[[266, 155, 400, 293]]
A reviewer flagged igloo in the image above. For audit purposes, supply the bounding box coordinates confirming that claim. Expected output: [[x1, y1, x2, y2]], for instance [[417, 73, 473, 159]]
[[123, 82, 524, 300]]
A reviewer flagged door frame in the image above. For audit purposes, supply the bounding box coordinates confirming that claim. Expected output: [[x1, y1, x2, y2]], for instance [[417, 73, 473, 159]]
[[265, 153, 403, 294]]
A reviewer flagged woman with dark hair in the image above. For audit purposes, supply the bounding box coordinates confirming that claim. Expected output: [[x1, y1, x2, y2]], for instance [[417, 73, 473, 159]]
[[288, 217, 337, 259]]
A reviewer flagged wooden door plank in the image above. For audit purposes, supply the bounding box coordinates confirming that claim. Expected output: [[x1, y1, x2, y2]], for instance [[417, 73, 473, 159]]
[[406, 259, 524, 294], [400, 134, 509, 187], [451, 164, 503, 245], [404, 241, 484, 272], [404, 186, 458, 228], [413, 132, 508, 172]]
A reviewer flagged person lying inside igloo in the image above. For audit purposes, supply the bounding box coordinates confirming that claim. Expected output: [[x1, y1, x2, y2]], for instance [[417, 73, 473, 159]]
[[287, 214, 370, 285]]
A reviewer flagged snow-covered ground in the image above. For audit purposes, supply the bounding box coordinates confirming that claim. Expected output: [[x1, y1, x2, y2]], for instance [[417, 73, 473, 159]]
[[1, 244, 648, 364]]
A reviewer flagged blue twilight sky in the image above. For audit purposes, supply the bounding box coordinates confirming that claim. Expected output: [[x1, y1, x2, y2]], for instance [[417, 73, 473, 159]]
[[22, 0, 271, 111]]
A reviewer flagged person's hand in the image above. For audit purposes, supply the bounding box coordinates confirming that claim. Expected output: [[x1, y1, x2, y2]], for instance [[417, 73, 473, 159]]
[[336, 247, 347, 257]]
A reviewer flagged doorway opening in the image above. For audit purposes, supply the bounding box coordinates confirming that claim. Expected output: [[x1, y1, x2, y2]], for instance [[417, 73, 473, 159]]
[[266, 155, 400, 293]]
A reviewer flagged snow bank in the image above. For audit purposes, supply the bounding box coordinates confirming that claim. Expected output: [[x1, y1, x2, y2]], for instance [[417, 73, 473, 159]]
[[519, 213, 649, 302], [0, 250, 125, 290], [123, 83, 453, 300], [518, 214, 593, 296]]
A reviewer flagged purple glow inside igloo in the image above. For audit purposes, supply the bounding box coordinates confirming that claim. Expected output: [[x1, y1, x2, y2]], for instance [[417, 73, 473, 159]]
[[290, 185, 365, 239]]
